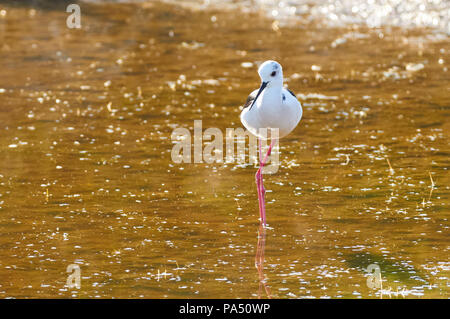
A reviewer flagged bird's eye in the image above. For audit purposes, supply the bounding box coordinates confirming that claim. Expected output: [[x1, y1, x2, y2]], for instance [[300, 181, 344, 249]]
[[271, 71, 276, 77]]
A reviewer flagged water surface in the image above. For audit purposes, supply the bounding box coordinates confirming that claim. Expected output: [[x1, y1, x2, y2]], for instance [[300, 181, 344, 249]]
[[0, 1, 448, 298]]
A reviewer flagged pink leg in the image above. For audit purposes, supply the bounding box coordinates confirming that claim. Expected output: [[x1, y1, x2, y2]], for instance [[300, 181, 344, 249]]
[[255, 140, 264, 223], [258, 140, 267, 225], [256, 139, 276, 226]]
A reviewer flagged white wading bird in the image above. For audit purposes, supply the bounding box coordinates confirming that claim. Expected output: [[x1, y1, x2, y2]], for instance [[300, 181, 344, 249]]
[[240, 60, 303, 226]]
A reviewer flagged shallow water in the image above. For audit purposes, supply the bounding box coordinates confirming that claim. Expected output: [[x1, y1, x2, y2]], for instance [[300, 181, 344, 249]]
[[0, 1, 448, 298]]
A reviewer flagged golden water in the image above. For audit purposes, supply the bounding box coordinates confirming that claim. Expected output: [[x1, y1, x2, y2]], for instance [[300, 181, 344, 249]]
[[0, 1, 448, 298]]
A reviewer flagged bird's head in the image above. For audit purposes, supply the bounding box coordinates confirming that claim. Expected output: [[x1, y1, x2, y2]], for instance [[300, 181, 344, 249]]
[[258, 60, 283, 88], [248, 60, 284, 110]]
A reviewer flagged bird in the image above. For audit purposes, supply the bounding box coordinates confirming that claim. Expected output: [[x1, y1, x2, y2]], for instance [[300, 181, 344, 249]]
[[240, 60, 303, 227]]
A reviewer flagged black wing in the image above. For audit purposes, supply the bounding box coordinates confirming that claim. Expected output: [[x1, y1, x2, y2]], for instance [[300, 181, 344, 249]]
[[243, 89, 258, 109]]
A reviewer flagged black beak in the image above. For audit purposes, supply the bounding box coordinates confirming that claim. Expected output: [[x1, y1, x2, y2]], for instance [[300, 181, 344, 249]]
[[249, 81, 268, 110]]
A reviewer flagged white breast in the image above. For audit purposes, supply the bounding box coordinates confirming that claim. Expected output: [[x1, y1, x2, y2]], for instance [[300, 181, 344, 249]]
[[240, 88, 302, 139]]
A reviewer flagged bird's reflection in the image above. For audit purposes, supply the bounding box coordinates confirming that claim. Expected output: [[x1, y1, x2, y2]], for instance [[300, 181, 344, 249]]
[[255, 224, 271, 299]]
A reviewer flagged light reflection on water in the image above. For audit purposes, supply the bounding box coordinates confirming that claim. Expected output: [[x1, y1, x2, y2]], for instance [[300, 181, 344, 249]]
[[159, 0, 450, 34], [0, 1, 448, 298]]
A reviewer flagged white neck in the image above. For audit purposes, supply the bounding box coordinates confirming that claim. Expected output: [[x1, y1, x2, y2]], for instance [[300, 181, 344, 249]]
[[260, 85, 282, 105]]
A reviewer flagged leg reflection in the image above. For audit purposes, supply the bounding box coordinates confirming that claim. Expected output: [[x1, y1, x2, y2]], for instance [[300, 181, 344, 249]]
[[255, 224, 271, 299]]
